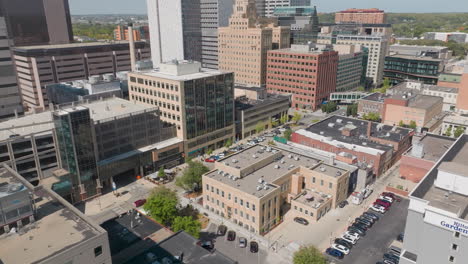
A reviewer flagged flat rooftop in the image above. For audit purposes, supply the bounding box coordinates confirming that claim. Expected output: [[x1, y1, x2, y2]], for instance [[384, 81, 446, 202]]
[[407, 94, 442, 110], [390, 44, 448, 52], [0, 98, 156, 141], [132, 68, 229, 82], [386, 54, 442, 62], [206, 145, 330, 198], [360, 92, 388, 102], [0, 166, 105, 264], [412, 135, 468, 219], [13, 41, 144, 51], [407, 134, 456, 162], [298, 115, 411, 154], [235, 95, 289, 111], [294, 189, 332, 209]]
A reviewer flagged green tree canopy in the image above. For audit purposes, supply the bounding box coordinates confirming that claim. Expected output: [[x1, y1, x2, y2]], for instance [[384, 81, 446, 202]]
[[292, 112, 302, 124], [225, 138, 233, 148], [158, 167, 166, 179], [271, 119, 279, 127], [293, 245, 327, 264], [409, 120, 417, 129], [144, 186, 179, 225], [362, 112, 380, 122], [256, 122, 265, 134], [346, 104, 358, 117], [454, 126, 465, 137], [176, 161, 210, 192], [284, 129, 293, 141], [280, 113, 289, 124], [446, 126, 453, 137], [172, 216, 202, 238], [321, 101, 337, 114]]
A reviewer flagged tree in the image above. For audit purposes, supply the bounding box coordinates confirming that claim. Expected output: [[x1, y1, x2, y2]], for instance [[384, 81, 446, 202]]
[[224, 138, 233, 148], [144, 186, 179, 225], [158, 167, 166, 179], [357, 86, 365, 92], [409, 120, 417, 129], [284, 129, 293, 141], [454, 126, 465, 137], [446, 126, 453, 137], [271, 119, 279, 127], [362, 112, 380, 122], [292, 112, 302, 124], [383, 77, 391, 89], [280, 113, 289, 124], [176, 161, 210, 192], [346, 104, 358, 117], [399, 120, 405, 127], [321, 101, 337, 114], [206, 148, 213, 155], [172, 216, 202, 238], [255, 122, 265, 134], [293, 245, 327, 264]]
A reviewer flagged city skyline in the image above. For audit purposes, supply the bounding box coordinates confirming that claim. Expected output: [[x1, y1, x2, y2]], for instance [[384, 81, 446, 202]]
[[69, 0, 468, 15]]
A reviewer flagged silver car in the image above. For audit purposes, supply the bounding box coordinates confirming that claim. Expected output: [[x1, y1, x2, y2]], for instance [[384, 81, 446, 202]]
[[239, 237, 247, 248]]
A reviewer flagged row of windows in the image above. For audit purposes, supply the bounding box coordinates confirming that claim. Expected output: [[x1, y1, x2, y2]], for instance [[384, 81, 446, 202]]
[[130, 86, 180, 102], [131, 77, 179, 92]]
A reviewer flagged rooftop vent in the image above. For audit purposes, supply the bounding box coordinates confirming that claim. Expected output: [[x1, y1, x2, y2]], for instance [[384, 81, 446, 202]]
[[336, 119, 343, 123], [320, 167, 326, 172], [336, 171, 342, 176], [272, 149, 277, 153], [362, 142, 367, 146], [252, 154, 257, 159], [294, 156, 299, 161], [328, 123, 335, 128], [225, 173, 230, 178], [218, 170, 223, 175], [280, 159, 285, 164], [320, 131, 324, 135], [232, 159, 238, 163], [288, 165, 294, 169], [263, 186, 270, 190], [274, 164, 280, 169], [258, 178, 264, 184], [288, 154, 293, 159], [257, 185, 262, 191]]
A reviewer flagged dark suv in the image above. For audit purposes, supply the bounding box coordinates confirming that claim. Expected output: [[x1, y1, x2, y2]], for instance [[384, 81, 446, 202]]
[[227, 231, 236, 241]]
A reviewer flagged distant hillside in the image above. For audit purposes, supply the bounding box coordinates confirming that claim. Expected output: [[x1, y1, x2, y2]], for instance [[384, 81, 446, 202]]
[[318, 13, 468, 37]]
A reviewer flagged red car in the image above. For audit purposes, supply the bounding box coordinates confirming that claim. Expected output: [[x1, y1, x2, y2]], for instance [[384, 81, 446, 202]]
[[382, 192, 401, 202], [205, 157, 216, 163], [374, 199, 391, 208], [133, 199, 146, 207]]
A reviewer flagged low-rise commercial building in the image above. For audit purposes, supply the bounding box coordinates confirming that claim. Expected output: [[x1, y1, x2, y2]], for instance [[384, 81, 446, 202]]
[[389, 44, 452, 60], [12, 41, 150, 110], [128, 60, 235, 157], [235, 92, 289, 139], [357, 92, 387, 117], [438, 73, 462, 89], [384, 54, 442, 85], [399, 134, 468, 264], [0, 164, 112, 264], [423, 32, 468, 43], [400, 133, 456, 183], [292, 115, 413, 177], [266, 44, 338, 110], [202, 144, 351, 234]]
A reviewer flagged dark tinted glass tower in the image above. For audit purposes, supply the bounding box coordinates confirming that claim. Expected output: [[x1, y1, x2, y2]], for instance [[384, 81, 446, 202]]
[[0, 0, 73, 46]]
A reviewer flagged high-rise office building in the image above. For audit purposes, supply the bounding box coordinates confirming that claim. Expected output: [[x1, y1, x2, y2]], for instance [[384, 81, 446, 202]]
[[0, 6, 22, 119], [256, 0, 311, 17], [273, 5, 319, 44], [128, 60, 235, 156], [335, 8, 386, 24], [0, 0, 73, 46], [219, 0, 289, 87]]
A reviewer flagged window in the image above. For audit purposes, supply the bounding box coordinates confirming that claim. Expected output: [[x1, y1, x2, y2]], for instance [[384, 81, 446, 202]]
[[329, 182, 333, 189], [221, 191, 225, 198], [240, 199, 244, 206], [452, 244, 458, 250], [320, 180, 324, 186], [206, 184, 209, 190], [235, 197, 238, 203], [312, 177, 315, 183], [246, 202, 250, 209], [454, 232, 460, 238], [449, 256, 455, 262], [228, 193, 231, 200], [94, 246, 103, 257], [252, 204, 256, 211]]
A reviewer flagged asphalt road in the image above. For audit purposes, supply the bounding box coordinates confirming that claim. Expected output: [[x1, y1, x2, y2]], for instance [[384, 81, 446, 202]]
[[328, 198, 409, 264]]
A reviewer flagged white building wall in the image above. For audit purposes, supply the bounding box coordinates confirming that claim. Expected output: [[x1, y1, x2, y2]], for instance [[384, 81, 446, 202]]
[[147, 0, 185, 66]]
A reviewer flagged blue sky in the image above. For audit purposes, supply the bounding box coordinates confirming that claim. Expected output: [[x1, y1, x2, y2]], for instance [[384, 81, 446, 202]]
[[69, 0, 468, 15]]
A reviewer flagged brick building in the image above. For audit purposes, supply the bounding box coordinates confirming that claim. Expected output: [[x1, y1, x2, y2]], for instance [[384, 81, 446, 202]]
[[114, 24, 149, 41], [291, 115, 413, 177], [400, 134, 455, 183], [335, 8, 386, 24], [266, 44, 338, 110]]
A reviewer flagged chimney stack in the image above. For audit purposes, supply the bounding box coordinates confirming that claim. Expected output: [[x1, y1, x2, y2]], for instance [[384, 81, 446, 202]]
[[128, 23, 137, 72]]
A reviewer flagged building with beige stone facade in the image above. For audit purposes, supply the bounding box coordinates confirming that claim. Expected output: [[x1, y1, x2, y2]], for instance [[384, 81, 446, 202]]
[[202, 144, 350, 234], [128, 61, 235, 156], [218, 0, 290, 87]]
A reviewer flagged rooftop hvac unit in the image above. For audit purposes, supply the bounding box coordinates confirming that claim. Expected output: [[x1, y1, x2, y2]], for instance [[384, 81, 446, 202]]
[[336, 119, 343, 123], [266, 147, 272, 152], [336, 171, 342, 176], [272, 149, 277, 153], [225, 173, 230, 178], [288, 165, 294, 169], [252, 154, 257, 159], [280, 159, 285, 164], [320, 167, 326, 172], [257, 185, 262, 191], [288, 154, 293, 159], [294, 156, 299, 161], [218, 170, 223, 175], [258, 178, 264, 184], [320, 131, 324, 135], [263, 186, 269, 190], [328, 123, 335, 128], [274, 164, 280, 169]]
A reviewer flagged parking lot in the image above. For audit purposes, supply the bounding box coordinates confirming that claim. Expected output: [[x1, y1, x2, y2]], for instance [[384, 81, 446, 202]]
[[200, 223, 269, 264], [327, 198, 409, 264]]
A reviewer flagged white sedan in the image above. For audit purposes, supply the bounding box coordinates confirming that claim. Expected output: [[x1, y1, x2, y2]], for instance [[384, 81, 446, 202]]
[[344, 231, 360, 240], [341, 234, 358, 244], [379, 195, 393, 203], [370, 204, 386, 213], [331, 243, 350, 255]]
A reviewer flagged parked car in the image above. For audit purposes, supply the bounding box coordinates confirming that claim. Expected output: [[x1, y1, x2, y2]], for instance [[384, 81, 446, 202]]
[[239, 237, 247, 248], [351, 222, 368, 232], [294, 217, 309, 225], [363, 212, 380, 220], [382, 192, 396, 199], [325, 248, 344, 259], [344, 231, 360, 240], [331, 243, 350, 255], [339, 200, 349, 208], [341, 234, 358, 244], [356, 217, 373, 227], [205, 157, 216, 163], [161, 257, 173, 264], [389, 246, 402, 256], [384, 253, 400, 263], [363, 187, 373, 198], [383, 259, 397, 264], [146, 252, 157, 262], [347, 226, 366, 236], [133, 199, 147, 207], [379, 195, 394, 203], [397, 233, 404, 242], [334, 238, 353, 249], [227, 231, 236, 241], [370, 204, 386, 213], [360, 214, 375, 222], [250, 241, 259, 253], [354, 219, 372, 228], [197, 240, 214, 251], [375, 199, 391, 208], [217, 225, 227, 236]]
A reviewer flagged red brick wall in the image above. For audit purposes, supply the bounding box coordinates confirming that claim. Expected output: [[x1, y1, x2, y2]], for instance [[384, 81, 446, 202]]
[[399, 155, 435, 183], [385, 186, 409, 197], [291, 132, 385, 176]]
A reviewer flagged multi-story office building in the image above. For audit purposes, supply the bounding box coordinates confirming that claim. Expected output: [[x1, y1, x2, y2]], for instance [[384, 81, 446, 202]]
[[334, 44, 365, 91], [384, 54, 442, 85], [399, 134, 468, 264], [335, 8, 386, 24], [273, 5, 319, 44], [389, 44, 452, 60], [218, 0, 290, 87], [0, 0, 73, 46], [423, 32, 468, 44], [128, 60, 235, 157], [234, 88, 289, 139], [266, 44, 338, 110], [335, 35, 388, 86], [292, 115, 413, 177], [0, 164, 112, 264], [0, 9, 23, 119], [114, 24, 150, 41], [202, 144, 351, 234], [255, 0, 311, 17], [12, 41, 150, 110]]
